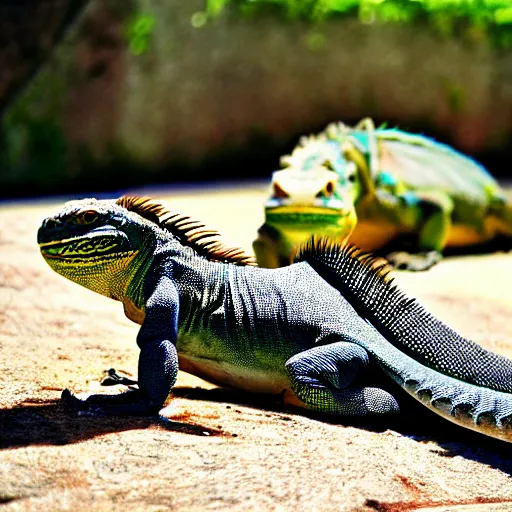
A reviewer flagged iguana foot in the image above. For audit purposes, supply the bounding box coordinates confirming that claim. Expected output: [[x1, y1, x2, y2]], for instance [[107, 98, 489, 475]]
[[61, 388, 158, 416], [386, 250, 442, 271]]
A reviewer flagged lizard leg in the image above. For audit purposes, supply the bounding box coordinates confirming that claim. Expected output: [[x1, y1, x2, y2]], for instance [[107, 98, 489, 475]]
[[488, 193, 512, 239], [62, 276, 180, 416], [385, 191, 454, 271], [285, 342, 399, 416], [62, 339, 178, 416]]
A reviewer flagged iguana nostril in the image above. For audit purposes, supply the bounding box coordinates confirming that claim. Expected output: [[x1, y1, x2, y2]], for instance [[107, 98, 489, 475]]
[[44, 219, 58, 229], [273, 182, 289, 199]]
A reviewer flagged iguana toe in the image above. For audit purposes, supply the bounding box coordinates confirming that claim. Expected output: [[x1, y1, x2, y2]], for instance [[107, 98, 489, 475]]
[[386, 250, 442, 271], [61, 388, 91, 412], [101, 368, 138, 387]]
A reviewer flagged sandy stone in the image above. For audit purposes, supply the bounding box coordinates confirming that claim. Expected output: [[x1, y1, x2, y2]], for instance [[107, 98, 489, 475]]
[[1, 183, 512, 511]]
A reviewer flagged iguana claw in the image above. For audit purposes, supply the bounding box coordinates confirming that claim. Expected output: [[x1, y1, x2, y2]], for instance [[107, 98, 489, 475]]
[[386, 250, 442, 271], [61, 387, 159, 416]]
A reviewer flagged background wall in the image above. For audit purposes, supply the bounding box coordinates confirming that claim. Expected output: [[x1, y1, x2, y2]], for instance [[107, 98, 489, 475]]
[[1, 0, 511, 197]]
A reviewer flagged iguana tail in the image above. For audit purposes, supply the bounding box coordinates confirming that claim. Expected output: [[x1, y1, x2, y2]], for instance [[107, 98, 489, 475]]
[[294, 238, 512, 441]]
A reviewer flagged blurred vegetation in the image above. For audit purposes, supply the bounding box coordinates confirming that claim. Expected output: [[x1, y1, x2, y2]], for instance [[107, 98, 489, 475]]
[[0, 0, 511, 197], [0, 58, 70, 191], [206, 0, 512, 48], [0, 0, 89, 115], [126, 14, 155, 56]]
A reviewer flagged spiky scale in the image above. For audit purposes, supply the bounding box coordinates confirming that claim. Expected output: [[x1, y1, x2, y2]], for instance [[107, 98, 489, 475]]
[[294, 237, 512, 394]]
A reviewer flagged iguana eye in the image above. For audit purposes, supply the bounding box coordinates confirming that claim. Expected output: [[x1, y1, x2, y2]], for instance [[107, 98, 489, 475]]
[[74, 210, 98, 225], [316, 181, 335, 198], [322, 160, 335, 171]]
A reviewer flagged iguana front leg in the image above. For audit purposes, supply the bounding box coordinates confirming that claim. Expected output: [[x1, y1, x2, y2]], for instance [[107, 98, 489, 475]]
[[376, 189, 454, 271], [285, 342, 400, 416], [62, 277, 179, 416], [253, 224, 292, 268]]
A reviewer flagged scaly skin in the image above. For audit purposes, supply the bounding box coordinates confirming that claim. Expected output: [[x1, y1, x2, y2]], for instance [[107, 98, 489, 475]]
[[38, 197, 512, 442], [254, 118, 512, 270]]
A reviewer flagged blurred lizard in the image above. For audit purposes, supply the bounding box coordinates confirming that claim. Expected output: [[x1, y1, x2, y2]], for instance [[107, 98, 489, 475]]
[[254, 118, 512, 270]]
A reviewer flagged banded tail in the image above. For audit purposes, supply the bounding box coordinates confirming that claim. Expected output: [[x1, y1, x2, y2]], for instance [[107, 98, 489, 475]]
[[294, 238, 512, 441]]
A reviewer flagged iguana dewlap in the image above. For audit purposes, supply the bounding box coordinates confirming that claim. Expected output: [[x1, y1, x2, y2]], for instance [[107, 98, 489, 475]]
[[254, 118, 512, 270], [38, 196, 512, 442]]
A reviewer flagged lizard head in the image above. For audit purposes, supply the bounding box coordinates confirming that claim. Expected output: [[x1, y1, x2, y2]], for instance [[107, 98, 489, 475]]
[[270, 137, 363, 209], [258, 138, 361, 265], [37, 198, 152, 298]]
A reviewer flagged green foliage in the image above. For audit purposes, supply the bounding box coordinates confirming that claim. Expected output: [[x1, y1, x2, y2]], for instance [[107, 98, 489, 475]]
[[0, 116, 68, 188], [206, 0, 231, 16], [206, 0, 512, 47], [126, 14, 155, 56], [191, 11, 209, 28], [495, 6, 512, 24]]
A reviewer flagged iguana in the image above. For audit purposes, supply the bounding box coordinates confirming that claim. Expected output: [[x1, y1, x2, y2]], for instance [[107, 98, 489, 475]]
[[38, 196, 512, 442], [254, 118, 512, 270]]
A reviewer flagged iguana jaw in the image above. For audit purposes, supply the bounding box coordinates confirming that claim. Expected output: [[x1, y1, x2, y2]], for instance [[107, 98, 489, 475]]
[[259, 208, 358, 265], [265, 207, 356, 244], [265, 206, 350, 222], [39, 228, 133, 262], [38, 224, 140, 300]]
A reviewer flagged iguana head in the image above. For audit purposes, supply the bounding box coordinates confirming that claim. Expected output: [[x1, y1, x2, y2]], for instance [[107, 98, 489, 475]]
[[38, 198, 153, 299], [270, 137, 364, 207], [39, 196, 256, 297], [258, 137, 365, 265]]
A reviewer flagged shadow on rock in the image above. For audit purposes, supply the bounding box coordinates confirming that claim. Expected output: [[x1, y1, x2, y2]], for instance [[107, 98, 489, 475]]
[[173, 385, 512, 476], [3, 386, 512, 478], [0, 397, 230, 450]]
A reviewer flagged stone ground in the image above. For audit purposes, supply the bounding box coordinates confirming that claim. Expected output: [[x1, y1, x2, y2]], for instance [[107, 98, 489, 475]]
[[1, 182, 512, 512]]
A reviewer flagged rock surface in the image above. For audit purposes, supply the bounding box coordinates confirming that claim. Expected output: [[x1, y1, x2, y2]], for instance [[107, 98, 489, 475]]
[[1, 183, 512, 511]]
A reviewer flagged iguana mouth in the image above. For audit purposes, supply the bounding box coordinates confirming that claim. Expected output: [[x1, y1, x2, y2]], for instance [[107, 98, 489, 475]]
[[39, 234, 132, 260], [265, 207, 353, 226], [265, 200, 347, 212]]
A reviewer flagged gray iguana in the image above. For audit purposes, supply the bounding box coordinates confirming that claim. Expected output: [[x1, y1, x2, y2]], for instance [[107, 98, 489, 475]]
[[254, 118, 512, 270], [37, 196, 512, 442]]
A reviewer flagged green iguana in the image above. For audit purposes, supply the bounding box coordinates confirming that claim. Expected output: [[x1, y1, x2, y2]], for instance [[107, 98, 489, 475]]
[[254, 118, 512, 271], [38, 196, 512, 442]]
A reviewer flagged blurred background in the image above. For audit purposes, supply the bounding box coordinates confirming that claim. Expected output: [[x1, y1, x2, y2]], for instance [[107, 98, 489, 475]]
[[0, 0, 511, 198]]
